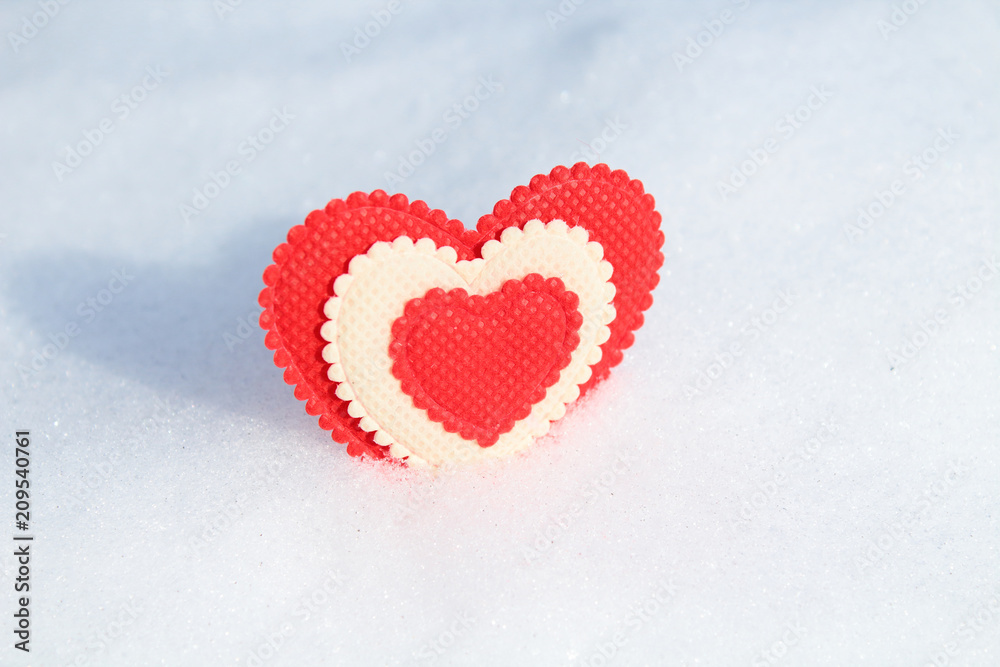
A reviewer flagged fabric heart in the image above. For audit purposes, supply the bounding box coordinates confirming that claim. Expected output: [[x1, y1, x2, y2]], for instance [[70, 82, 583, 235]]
[[389, 275, 583, 448], [259, 162, 664, 463]]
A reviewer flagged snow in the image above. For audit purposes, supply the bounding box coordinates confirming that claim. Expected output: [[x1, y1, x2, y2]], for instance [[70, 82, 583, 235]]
[[1, 0, 998, 665]]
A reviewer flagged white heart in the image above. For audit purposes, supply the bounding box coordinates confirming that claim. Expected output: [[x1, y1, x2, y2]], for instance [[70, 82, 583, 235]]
[[320, 219, 616, 468]]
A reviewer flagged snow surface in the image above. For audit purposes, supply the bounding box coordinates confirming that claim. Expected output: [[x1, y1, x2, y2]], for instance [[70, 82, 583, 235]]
[[1, 0, 998, 665]]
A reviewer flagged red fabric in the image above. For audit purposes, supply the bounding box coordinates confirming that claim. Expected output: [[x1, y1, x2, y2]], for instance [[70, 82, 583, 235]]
[[259, 163, 664, 459], [389, 275, 582, 448]]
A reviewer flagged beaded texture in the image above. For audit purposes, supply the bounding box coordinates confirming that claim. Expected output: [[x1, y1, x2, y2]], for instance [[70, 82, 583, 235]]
[[319, 223, 614, 467], [259, 163, 664, 461], [390, 275, 581, 450]]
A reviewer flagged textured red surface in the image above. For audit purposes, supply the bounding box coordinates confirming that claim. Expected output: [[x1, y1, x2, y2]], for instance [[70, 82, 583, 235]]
[[388, 275, 582, 448], [259, 163, 664, 460], [476, 163, 664, 393]]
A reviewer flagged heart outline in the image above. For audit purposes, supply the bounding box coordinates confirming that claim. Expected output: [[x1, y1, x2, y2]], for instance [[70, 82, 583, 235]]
[[389, 274, 583, 448], [259, 162, 663, 461], [318, 222, 615, 467]]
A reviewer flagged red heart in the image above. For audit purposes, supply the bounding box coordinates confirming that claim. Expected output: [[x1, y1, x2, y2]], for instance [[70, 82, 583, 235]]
[[259, 162, 663, 460], [388, 275, 583, 448]]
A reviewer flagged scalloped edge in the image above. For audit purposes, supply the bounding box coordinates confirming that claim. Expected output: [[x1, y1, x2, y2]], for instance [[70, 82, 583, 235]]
[[259, 163, 663, 463], [319, 219, 615, 467], [475, 162, 664, 385], [388, 273, 583, 447], [257, 189, 478, 460]]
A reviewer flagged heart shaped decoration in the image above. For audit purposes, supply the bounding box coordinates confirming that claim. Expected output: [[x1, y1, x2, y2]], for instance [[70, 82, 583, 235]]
[[390, 275, 583, 449], [320, 221, 615, 466], [259, 163, 663, 466]]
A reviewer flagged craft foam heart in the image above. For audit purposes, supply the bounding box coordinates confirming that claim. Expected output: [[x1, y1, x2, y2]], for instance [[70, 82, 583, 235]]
[[319, 221, 615, 467], [259, 162, 664, 463]]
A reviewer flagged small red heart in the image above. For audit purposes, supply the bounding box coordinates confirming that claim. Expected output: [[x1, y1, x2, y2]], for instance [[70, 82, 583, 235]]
[[259, 163, 663, 460], [388, 274, 582, 448]]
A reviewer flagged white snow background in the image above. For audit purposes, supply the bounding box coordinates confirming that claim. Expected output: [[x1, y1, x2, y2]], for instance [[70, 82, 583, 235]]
[[1, 0, 998, 665]]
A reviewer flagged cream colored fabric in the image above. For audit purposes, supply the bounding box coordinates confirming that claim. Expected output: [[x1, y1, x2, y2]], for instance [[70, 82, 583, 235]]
[[320, 219, 616, 467]]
